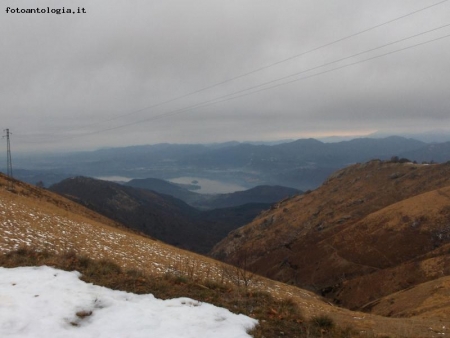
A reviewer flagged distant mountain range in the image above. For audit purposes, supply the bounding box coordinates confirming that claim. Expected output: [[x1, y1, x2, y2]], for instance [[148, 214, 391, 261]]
[[368, 130, 450, 144], [5, 169, 74, 188], [9, 135, 450, 191]]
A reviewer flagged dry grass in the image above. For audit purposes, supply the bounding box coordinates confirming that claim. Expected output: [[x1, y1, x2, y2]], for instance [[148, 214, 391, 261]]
[[366, 276, 450, 320], [0, 247, 356, 338], [212, 162, 450, 316], [0, 173, 448, 337]]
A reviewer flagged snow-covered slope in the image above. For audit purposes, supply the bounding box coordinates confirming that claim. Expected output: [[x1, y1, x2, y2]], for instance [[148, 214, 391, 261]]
[[0, 266, 257, 338]]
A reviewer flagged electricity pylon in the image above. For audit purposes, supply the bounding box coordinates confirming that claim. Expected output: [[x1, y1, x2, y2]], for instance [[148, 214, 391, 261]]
[[3, 129, 13, 190]]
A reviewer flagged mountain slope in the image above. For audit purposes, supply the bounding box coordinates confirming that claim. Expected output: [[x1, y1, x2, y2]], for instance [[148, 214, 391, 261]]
[[49, 177, 267, 253], [362, 276, 450, 319], [322, 186, 450, 309], [211, 161, 450, 318], [4, 174, 450, 337], [1, 172, 448, 337], [0, 173, 245, 280], [50, 177, 207, 249]]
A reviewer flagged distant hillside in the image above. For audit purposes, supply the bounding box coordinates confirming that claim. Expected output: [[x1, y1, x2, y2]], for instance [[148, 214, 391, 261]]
[[199, 185, 301, 209], [7, 168, 73, 187], [212, 161, 450, 317], [126, 177, 300, 209], [13, 136, 442, 191], [49, 177, 268, 253], [370, 130, 450, 143], [181, 136, 426, 169], [399, 141, 450, 163], [125, 177, 206, 206]]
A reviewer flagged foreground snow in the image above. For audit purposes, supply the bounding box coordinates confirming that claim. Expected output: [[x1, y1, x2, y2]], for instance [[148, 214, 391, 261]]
[[0, 266, 257, 338]]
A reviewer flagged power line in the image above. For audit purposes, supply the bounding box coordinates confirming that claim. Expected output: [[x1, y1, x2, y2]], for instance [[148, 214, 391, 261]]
[[177, 23, 450, 110], [206, 33, 450, 108], [27, 26, 450, 142], [53, 0, 449, 132]]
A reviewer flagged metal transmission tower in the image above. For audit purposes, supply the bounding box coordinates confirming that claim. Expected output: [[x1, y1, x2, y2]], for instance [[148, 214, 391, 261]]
[[3, 129, 13, 190]]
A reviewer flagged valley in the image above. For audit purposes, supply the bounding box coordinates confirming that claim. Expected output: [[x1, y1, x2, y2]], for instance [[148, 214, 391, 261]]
[[1, 172, 449, 337], [2, 136, 450, 337], [48, 176, 298, 253]]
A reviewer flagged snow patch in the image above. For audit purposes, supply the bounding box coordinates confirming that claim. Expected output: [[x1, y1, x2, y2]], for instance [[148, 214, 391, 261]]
[[0, 266, 257, 338]]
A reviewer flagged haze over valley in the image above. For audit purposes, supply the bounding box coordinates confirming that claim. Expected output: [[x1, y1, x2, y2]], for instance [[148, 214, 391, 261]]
[[6, 135, 450, 191]]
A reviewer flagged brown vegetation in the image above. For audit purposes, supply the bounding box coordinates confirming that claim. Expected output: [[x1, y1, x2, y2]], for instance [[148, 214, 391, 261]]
[[1, 248, 354, 338], [1, 171, 449, 337], [212, 161, 450, 321]]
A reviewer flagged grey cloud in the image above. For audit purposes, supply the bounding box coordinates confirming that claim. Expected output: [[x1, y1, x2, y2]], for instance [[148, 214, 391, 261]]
[[1, 0, 449, 152]]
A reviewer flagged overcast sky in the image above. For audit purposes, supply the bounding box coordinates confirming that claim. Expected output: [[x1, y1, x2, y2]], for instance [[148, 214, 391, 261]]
[[2, 0, 450, 152]]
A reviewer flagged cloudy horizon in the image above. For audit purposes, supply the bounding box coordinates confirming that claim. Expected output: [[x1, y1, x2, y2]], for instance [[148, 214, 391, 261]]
[[2, 0, 450, 153]]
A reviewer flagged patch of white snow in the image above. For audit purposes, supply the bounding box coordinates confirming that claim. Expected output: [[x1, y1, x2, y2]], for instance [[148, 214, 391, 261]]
[[0, 266, 257, 338]]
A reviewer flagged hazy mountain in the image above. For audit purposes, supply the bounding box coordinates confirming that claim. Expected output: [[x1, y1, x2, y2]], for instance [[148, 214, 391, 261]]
[[399, 141, 450, 163], [327, 136, 426, 163], [125, 177, 203, 205], [198, 185, 301, 209], [126, 177, 301, 209], [369, 130, 450, 143], [13, 136, 449, 191], [4, 168, 73, 188], [180, 137, 426, 169]]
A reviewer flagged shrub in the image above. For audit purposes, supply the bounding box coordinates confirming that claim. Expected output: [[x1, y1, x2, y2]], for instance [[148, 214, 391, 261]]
[[310, 314, 335, 329]]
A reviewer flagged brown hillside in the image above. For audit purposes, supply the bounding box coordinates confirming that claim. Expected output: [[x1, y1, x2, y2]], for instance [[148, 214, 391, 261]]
[[49, 176, 269, 254], [363, 276, 450, 320], [327, 187, 450, 310], [1, 172, 449, 337], [211, 161, 450, 317]]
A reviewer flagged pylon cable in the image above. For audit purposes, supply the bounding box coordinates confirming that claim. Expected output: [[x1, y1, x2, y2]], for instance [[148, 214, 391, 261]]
[[21, 26, 450, 142], [47, 0, 450, 133]]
